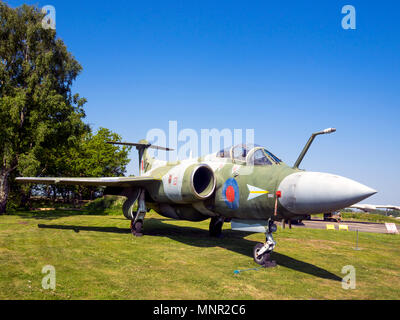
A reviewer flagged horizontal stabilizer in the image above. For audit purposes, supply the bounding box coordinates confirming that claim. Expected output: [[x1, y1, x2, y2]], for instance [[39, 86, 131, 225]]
[[107, 141, 174, 151]]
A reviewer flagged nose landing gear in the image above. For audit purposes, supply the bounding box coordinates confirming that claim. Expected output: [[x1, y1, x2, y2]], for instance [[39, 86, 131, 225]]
[[253, 220, 277, 268]]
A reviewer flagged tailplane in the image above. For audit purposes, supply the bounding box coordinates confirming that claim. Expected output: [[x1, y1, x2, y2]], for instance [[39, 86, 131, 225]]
[[107, 140, 174, 175]]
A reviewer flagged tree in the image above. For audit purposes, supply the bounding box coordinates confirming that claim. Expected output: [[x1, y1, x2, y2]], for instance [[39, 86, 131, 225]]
[[0, 3, 87, 213], [46, 127, 132, 201], [77, 127, 131, 200], [74, 128, 131, 178]]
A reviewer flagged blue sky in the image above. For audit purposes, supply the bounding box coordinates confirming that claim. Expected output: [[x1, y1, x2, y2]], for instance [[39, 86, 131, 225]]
[[6, 0, 400, 204]]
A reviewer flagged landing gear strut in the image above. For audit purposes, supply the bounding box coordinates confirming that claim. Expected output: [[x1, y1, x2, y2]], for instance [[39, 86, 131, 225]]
[[253, 220, 277, 268], [130, 189, 147, 238], [209, 217, 225, 238]]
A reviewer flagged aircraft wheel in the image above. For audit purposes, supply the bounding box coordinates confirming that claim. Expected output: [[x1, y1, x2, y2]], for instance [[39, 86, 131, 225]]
[[253, 243, 270, 266], [131, 220, 143, 237]]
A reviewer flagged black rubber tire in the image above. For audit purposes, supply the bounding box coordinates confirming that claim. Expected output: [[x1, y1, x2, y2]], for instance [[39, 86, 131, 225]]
[[253, 243, 270, 266], [135, 220, 143, 231], [131, 220, 143, 237]]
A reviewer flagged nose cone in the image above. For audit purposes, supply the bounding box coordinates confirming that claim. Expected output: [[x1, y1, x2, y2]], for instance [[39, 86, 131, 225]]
[[278, 172, 377, 215]]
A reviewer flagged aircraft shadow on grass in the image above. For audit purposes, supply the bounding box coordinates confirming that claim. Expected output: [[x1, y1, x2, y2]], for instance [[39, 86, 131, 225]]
[[38, 218, 342, 282], [14, 210, 113, 222]]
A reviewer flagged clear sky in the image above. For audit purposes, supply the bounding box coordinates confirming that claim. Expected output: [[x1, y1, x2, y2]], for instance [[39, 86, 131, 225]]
[[6, 0, 400, 204]]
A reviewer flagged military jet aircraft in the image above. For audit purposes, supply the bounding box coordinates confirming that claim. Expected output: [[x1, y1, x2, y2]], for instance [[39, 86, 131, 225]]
[[350, 204, 400, 212], [16, 128, 377, 267]]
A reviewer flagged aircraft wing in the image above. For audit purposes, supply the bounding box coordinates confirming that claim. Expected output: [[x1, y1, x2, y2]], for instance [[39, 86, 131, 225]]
[[15, 176, 161, 188], [350, 204, 400, 212], [376, 205, 400, 211], [350, 204, 377, 211]]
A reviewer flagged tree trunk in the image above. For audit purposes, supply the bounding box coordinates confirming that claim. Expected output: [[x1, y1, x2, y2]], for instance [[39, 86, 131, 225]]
[[20, 187, 32, 208], [0, 170, 10, 214]]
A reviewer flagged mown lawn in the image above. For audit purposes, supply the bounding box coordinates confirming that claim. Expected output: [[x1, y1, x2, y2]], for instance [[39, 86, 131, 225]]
[[0, 211, 399, 300], [340, 212, 400, 224]]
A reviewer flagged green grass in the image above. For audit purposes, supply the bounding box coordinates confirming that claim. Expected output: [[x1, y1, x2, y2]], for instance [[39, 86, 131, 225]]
[[0, 211, 399, 300], [340, 212, 400, 224]]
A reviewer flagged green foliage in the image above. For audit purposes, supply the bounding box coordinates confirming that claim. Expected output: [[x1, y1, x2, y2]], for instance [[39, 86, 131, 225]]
[[43, 127, 132, 200], [70, 127, 131, 178], [341, 211, 400, 224], [0, 3, 87, 174], [0, 3, 132, 211], [84, 196, 125, 212], [391, 210, 400, 218], [0, 3, 87, 212]]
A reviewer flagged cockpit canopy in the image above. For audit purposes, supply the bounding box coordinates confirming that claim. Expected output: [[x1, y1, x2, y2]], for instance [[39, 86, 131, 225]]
[[217, 144, 282, 166]]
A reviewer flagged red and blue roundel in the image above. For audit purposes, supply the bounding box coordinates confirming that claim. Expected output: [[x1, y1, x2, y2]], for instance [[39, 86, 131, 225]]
[[222, 178, 240, 210]]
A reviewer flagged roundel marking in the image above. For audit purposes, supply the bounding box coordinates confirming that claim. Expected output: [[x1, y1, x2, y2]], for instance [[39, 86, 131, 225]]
[[222, 178, 240, 210], [226, 186, 235, 203]]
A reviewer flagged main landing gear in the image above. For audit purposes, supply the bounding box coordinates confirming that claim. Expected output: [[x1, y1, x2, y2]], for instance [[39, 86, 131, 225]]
[[130, 220, 144, 237], [209, 216, 225, 238], [129, 189, 147, 238], [253, 220, 277, 268]]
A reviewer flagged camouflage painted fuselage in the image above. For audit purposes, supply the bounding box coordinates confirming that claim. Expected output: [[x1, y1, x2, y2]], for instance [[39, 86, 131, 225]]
[[141, 152, 300, 222]]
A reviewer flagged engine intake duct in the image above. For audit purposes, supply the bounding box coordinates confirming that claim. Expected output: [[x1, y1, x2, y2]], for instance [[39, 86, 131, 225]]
[[191, 164, 216, 200]]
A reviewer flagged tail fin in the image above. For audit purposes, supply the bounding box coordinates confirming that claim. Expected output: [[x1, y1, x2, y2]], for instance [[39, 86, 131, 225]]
[[107, 140, 174, 175]]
